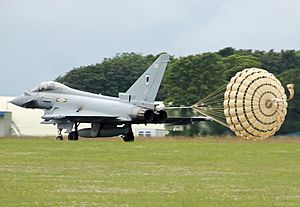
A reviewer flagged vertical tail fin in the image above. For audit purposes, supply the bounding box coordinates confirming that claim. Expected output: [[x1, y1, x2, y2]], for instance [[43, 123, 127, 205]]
[[126, 53, 170, 102]]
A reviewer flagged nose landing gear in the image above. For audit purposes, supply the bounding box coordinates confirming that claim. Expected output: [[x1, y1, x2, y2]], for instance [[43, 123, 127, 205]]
[[56, 129, 63, 140]]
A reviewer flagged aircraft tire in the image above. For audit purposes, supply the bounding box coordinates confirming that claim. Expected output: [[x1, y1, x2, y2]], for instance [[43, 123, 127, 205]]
[[56, 135, 63, 141], [68, 131, 79, 141], [123, 131, 134, 142], [74, 134, 79, 141]]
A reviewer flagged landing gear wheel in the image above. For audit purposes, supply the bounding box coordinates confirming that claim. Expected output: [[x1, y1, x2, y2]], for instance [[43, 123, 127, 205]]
[[122, 131, 134, 142], [68, 131, 79, 141], [56, 135, 63, 141], [68, 122, 80, 141], [56, 129, 63, 140]]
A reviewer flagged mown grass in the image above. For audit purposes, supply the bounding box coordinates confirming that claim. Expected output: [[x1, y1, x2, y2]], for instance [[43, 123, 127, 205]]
[[0, 137, 300, 207]]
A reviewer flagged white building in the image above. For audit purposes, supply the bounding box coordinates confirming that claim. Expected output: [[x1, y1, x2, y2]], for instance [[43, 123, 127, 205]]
[[0, 96, 168, 137], [0, 96, 57, 136], [0, 111, 12, 136]]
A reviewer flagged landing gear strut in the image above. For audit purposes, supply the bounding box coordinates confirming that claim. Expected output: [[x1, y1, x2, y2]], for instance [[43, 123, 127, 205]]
[[56, 129, 63, 141], [122, 125, 134, 142], [68, 122, 79, 141]]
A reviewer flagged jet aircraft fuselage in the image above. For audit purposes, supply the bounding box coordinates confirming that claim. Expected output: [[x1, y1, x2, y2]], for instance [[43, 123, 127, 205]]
[[11, 54, 209, 141]]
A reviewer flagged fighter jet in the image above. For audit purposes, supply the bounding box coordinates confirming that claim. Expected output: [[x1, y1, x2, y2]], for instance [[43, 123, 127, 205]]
[[11, 53, 209, 141]]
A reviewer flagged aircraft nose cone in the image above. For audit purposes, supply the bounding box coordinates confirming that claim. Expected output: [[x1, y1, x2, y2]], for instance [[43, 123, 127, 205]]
[[10, 96, 25, 107], [10, 96, 36, 108]]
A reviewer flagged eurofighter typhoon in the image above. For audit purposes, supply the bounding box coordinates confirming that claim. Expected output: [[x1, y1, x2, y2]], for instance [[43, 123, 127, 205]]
[[11, 54, 209, 141]]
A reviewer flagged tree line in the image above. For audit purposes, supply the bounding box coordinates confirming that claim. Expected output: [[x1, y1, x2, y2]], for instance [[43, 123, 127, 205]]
[[56, 48, 300, 135]]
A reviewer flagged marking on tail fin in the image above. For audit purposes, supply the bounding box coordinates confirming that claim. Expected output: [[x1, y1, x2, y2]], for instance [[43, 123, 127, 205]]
[[145, 74, 150, 86]]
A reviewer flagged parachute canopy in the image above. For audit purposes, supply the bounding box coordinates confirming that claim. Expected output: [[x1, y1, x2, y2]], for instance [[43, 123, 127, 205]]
[[224, 68, 288, 139], [193, 68, 292, 140]]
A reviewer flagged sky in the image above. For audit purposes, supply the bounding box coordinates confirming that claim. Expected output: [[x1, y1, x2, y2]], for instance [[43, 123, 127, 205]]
[[1, 0, 300, 95]]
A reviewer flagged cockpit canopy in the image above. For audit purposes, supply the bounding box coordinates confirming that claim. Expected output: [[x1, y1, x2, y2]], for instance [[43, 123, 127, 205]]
[[31, 81, 67, 92]]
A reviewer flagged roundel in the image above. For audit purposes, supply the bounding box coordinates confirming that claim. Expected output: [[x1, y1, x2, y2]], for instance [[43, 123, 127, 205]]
[[145, 74, 150, 86]]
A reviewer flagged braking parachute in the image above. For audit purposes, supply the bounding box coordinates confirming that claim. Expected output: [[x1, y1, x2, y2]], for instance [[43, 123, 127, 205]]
[[193, 68, 294, 140]]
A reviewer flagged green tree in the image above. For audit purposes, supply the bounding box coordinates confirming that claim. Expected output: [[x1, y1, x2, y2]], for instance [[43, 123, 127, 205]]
[[57, 53, 157, 97], [277, 69, 300, 134], [164, 53, 224, 106], [217, 47, 235, 57], [55, 48, 300, 136], [221, 54, 262, 80]]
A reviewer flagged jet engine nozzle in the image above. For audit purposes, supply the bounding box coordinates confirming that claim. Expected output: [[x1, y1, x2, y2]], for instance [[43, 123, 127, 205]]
[[130, 107, 155, 122], [153, 110, 168, 123]]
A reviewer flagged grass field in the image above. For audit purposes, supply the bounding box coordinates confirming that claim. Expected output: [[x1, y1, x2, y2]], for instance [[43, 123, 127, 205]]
[[0, 137, 300, 207]]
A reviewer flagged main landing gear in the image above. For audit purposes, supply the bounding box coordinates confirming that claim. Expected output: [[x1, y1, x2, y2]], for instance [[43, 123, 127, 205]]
[[122, 125, 134, 142], [56, 122, 79, 141], [68, 122, 79, 141], [68, 131, 79, 141]]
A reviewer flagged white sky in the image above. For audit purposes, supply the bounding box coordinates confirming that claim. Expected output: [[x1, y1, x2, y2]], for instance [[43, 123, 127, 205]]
[[1, 0, 300, 95]]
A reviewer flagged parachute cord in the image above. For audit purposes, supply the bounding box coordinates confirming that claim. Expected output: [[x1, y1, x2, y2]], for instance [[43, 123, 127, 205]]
[[193, 108, 228, 127], [199, 85, 226, 101], [192, 84, 228, 128], [196, 100, 224, 106], [197, 85, 226, 103]]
